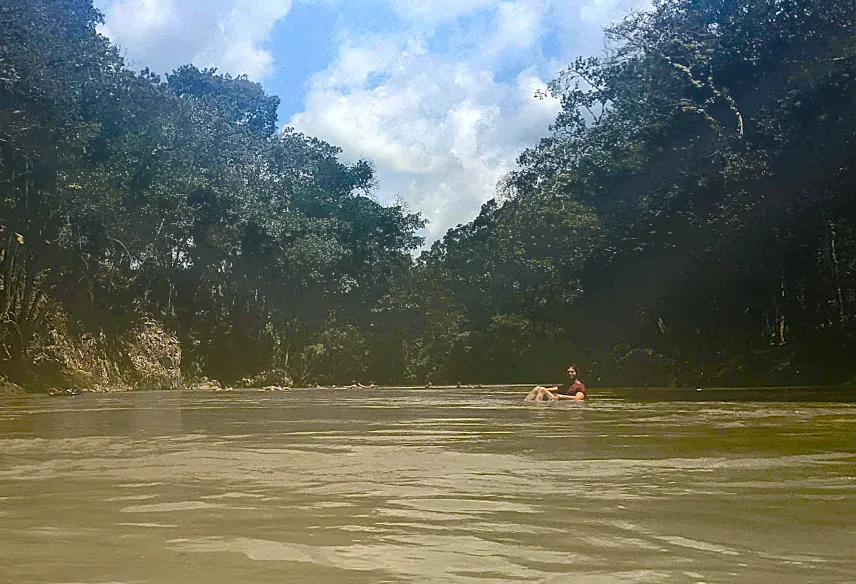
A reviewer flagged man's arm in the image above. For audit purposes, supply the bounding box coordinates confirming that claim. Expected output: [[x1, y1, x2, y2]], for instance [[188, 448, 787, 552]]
[[554, 392, 585, 400]]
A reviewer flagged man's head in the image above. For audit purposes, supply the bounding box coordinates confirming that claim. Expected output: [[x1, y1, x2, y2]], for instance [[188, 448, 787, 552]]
[[567, 365, 577, 377]]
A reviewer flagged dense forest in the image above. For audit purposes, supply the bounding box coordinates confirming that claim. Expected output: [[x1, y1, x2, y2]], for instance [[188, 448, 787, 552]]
[[1, 0, 854, 390]]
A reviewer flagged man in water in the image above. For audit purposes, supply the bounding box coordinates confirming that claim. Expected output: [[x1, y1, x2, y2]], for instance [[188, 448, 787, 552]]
[[524, 365, 586, 401]]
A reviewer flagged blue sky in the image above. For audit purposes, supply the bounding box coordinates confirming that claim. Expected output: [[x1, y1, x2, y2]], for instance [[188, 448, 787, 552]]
[[95, 0, 650, 244]]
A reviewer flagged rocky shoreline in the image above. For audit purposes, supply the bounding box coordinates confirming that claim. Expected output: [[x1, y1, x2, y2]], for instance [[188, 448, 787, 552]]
[[0, 379, 536, 395], [1, 378, 25, 394]]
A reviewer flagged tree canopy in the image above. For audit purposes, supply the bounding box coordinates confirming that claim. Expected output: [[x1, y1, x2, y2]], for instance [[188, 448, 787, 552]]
[[0, 0, 423, 387], [407, 0, 855, 386], [1, 0, 854, 388]]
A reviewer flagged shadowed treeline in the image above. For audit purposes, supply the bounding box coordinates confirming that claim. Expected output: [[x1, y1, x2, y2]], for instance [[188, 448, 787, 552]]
[[1, 0, 854, 389], [0, 0, 423, 389], [399, 0, 856, 387]]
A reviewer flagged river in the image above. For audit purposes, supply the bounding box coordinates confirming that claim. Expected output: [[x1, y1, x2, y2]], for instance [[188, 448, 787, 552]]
[[1, 387, 854, 583]]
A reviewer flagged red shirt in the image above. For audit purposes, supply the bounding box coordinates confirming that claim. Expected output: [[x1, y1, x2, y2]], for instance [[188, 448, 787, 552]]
[[557, 380, 586, 396]]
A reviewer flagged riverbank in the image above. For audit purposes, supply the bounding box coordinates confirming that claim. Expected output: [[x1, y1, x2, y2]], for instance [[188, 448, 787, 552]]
[[7, 380, 854, 398], [23, 383, 535, 395], [0, 378, 25, 395]]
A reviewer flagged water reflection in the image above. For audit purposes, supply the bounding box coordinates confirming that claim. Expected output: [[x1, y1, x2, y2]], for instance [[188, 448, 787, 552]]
[[0, 388, 854, 583]]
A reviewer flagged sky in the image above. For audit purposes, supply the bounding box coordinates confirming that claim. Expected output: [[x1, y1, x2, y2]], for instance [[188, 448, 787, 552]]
[[94, 0, 650, 244]]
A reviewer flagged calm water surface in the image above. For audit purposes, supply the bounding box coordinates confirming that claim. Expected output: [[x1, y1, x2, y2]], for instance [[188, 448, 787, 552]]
[[1, 387, 854, 584]]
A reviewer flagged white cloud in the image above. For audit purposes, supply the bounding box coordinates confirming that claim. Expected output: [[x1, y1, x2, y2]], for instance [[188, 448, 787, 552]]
[[579, 0, 651, 27], [321, 38, 402, 89], [95, 0, 293, 79], [488, 1, 547, 54], [388, 0, 495, 23], [291, 39, 560, 241], [95, 0, 651, 245]]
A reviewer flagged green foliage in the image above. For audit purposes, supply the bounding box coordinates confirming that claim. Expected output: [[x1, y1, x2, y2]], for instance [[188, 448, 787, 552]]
[[2, 0, 853, 387], [167, 65, 280, 137], [0, 0, 424, 385], [409, 0, 856, 386]]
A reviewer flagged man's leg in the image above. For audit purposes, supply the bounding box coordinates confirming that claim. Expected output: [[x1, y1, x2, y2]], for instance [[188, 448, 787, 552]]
[[525, 386, 556, 401], [524, 386, 546, 401]]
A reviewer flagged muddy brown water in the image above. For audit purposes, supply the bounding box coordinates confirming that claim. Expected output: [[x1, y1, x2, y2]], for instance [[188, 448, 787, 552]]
[[1, 387, 854, 583]]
